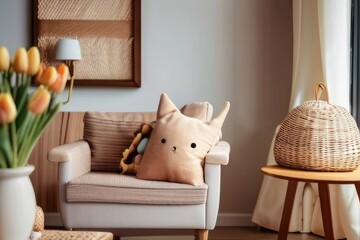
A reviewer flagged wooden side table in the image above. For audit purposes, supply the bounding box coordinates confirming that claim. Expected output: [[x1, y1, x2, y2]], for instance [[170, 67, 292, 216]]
[[261, 165, 360, 240]]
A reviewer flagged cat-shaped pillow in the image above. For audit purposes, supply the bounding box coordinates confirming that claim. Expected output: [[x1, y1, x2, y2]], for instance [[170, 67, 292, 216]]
[[136, 93, 230, 186]]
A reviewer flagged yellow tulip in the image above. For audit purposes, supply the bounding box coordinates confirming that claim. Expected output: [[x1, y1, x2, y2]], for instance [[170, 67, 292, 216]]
[[49, 64, 69, 94], [0, 46, 10, 72], [38, 66, 57, 87], [12, 47, 28, 74], [27, 47, 40, 76], [0, 92, 17, 124], [28, 85, 50, 115]]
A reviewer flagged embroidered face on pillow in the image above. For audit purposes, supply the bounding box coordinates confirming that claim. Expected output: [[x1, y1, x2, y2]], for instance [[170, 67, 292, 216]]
[[136, 93, 230, 186]]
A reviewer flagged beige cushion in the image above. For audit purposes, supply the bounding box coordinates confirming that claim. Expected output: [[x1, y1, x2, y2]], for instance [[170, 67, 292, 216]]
[[180, 101, 213, 121], [66, 172, 208, 205], [181, 101, 222, 142], [83, 112, 156, 171], [136, 93, 230, 186]]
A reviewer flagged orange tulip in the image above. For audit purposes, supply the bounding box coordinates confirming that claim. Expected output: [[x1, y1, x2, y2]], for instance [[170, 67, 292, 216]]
[[28, 85, 50, 115], [49, 64, 69, 94], [38, 66, 57, 87], [35, 62, 46, 83], [0, 46, 10, 72], [12, 47, 28, 74], [27, 47, 40, 76], [0, 92, 17, 124]]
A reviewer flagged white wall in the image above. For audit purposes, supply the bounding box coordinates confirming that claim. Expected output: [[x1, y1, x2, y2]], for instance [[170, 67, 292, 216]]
[[63, 0, 235, 113], [0, 0, 292, 225], [0, 0, 31, 54], [231, 0, 293, 217]]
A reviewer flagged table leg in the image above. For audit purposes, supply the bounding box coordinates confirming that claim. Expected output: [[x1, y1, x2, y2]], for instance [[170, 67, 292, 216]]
[[278, 180, 298, 240], [355, 183, 360, 202], [318, 183, 334, 240]]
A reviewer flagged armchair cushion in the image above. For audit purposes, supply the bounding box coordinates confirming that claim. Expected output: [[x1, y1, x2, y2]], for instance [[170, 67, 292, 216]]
[[83, 112, 156, 171], [66, 172, 208, 205], [136, 93, 230, 186]]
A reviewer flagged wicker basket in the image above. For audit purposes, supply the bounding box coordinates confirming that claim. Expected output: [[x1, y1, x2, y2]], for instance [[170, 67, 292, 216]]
[[274, 82, 360, 171]]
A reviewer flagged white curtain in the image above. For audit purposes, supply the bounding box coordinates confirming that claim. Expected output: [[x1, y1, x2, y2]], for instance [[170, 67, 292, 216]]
[[252, 0, 358, 239]]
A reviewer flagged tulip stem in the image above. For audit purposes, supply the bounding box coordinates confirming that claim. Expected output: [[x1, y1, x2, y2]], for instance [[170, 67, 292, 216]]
[[0, 73, 3, 92], [18, 104, 61, 167], [0, 124, 12, 168], [10, 121, 18, 167], [13, 73, 20, 99], [3, 72, 10, 93], [0, 152, 6, 168], [18, 114, 40, 166]]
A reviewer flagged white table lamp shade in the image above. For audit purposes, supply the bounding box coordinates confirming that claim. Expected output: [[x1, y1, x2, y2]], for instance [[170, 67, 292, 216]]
[[55, 39, 82, 61]]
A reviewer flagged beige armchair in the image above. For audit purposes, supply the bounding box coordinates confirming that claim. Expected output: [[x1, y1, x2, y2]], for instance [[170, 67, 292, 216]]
[[48, 109, 230, 240]]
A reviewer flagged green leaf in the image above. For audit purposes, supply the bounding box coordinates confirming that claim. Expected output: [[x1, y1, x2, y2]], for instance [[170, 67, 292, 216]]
[[0, 150, 8, 168], [15, 82, 30, 122], [16, 105, 30, 133], [15, 77, 30, 132], [3, 76, 10, 93], [18, 114, 41, 166], [17, 110, 32, 149], [0, 124, 13, 168], [9, 121, 17, 167], [17, 103, 62, 167]]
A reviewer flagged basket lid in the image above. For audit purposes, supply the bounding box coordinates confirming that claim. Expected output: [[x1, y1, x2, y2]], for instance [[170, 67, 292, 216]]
[[293, 82, 350, 120]]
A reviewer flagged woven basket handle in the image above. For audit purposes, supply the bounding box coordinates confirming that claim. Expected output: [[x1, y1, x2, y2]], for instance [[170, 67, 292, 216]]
[[315, 82, 329, 102]]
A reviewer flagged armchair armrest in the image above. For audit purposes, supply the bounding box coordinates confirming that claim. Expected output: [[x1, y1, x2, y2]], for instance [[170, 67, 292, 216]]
[[48, 140, 91, 227], [48, 140, 91, 181], [204, 140, 230, 229], [205, 141, 230, 165]]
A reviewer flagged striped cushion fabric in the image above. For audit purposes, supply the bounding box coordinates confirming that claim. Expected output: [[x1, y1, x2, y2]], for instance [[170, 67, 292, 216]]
[[83, 112, 156, 171]]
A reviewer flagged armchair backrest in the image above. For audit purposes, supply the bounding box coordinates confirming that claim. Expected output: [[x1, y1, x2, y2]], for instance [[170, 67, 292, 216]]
[[83, 102, 215, 172]]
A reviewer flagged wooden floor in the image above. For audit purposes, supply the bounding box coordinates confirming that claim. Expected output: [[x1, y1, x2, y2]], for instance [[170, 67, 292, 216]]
[[209, 227, 325, 240], [110, 227, 327, 240], [47, 226, 334, 240]]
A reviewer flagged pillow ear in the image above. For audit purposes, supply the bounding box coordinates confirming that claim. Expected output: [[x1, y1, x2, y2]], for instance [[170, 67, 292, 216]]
[[157, 93, 179, 119], [209, 101, 230, 129]]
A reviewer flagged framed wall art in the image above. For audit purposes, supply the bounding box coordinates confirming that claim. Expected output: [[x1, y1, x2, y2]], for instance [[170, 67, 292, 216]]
[[33, 0, 141, 87]]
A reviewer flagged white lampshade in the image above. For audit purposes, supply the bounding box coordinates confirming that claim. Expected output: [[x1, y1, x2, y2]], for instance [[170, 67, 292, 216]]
[[55, 39, 82, 60]]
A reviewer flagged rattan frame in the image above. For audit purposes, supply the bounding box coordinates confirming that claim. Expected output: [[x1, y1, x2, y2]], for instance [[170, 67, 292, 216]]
[[33, 0, 141, 87]]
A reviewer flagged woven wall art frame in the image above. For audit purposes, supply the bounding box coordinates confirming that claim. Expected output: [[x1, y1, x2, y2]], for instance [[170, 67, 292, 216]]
[[33, 0, 141, 87]]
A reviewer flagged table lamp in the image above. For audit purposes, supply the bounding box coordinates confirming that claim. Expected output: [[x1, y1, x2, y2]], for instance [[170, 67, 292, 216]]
[[55, 39, 81, 103]]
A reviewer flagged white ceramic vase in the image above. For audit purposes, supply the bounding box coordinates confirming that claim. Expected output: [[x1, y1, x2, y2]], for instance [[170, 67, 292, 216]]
[[0, 165, 36, 240]]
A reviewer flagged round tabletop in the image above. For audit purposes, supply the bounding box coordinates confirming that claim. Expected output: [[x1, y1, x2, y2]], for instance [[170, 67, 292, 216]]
[[261, 165, 360, 184]]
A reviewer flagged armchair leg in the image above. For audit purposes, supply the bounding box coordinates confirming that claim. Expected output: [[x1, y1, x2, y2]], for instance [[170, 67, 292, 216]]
[[195, 229, 209, 240]]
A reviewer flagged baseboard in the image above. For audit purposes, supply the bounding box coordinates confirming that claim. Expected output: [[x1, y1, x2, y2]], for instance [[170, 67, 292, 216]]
[[45, 212, 256, 228]]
